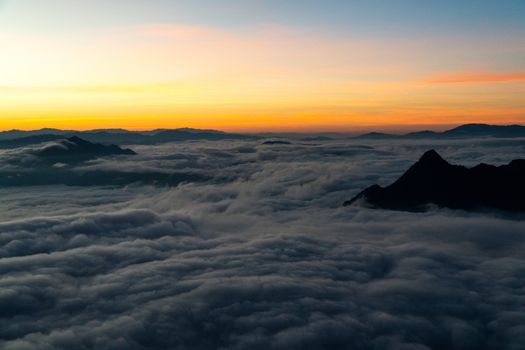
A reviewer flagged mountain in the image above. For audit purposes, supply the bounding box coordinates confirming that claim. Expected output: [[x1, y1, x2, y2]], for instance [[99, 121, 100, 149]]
[[354, 132, 400, 140], [344, 150, 525, 212], [72, 132, 153, 145], [76, 129, 252, 144], [0, 128, 256, 145], [150, 127, 225, 134], [404, 130, 440, 138], [0, 134, 65, 149], [354, 124, 525, 139], [87, 128, 131, 134], [0, 128, 72, 140], [149, 129, 250, 142], [35, 136, 136, 162], [442, 124, 525, 138]]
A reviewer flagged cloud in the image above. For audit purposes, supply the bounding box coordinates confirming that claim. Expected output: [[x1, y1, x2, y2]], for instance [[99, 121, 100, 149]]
[[0, 137, 524, 349], [0, 140, 211, 187], [423, 71, 525, 84]]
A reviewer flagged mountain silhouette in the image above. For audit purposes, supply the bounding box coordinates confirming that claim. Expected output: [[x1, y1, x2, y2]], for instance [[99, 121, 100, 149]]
[[354, 132, 402, 140], [35, 136, 136, 162], [0, 134, 65, 149], [0, 128, 72, 140], [344, 150, 525, 212], [443, 124, 525, 138], [0, 128, 256, 145], [1, 124, 523, 146], [355, 123, 525, 139]]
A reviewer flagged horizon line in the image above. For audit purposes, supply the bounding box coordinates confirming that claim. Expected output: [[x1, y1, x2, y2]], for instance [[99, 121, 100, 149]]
[[1, 122, 524, 135]]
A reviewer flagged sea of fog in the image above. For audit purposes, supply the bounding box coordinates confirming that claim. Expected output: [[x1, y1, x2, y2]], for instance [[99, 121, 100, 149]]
[[1, 137, 524, 350]]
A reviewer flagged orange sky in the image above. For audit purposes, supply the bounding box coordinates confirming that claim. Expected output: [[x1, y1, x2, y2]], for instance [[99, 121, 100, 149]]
[[1, 8, 524, 131]]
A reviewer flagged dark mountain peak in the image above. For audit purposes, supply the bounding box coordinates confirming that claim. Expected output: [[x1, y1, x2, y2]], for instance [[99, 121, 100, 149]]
[[418, 149, 446, 165], [509, 159, 525, 167], [345, 151, 525, 212], [67, 136, 87, 144], [395, 149, 454, 185]]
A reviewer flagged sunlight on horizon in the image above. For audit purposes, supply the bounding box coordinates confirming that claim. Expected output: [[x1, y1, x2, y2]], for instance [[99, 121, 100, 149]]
[[0, 0, 524, 131]]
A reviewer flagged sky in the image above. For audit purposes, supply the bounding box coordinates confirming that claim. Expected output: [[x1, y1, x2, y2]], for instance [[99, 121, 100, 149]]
[[0, 0, 524, 131]]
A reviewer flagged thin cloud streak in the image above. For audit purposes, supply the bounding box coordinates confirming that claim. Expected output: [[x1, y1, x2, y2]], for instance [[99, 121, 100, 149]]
[[424, 71, 525, 84]]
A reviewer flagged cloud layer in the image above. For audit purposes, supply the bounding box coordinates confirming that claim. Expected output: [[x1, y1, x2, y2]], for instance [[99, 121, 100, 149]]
[[1, 137, 524, 349]]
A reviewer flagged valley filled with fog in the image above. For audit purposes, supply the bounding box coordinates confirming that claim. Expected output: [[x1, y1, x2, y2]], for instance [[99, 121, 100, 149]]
[[1, 136, 524, 350]]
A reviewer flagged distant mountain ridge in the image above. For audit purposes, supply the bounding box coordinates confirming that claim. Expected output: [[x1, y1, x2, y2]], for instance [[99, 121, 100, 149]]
[[0, 127, 256, 145], [0, 134, 66, 149], [1, 124, 523, 148], [0, 128, 73, 140], [34, 136, 136, 162], [345, 150, 525, 212], [355, 123, 525, 139]]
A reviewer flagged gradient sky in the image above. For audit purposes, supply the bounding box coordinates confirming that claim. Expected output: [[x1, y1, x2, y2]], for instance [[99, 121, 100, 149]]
[[1, 0, 524, 131]]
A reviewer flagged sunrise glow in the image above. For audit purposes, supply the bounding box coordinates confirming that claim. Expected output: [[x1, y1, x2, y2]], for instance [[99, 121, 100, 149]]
[[0, 1, 524, 131]]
